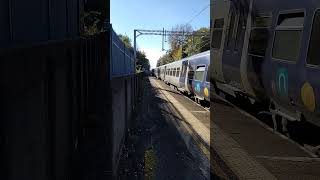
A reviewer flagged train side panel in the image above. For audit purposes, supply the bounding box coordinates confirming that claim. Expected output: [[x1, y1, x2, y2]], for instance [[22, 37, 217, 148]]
[[211, 0, 320, 127]]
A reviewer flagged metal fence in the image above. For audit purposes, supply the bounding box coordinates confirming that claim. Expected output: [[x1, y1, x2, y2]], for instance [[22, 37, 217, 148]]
[[0, 24, 142, 180]]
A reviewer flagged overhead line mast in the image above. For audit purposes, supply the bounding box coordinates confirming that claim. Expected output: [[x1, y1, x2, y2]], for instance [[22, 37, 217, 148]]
[[133, 28, 209, 60]]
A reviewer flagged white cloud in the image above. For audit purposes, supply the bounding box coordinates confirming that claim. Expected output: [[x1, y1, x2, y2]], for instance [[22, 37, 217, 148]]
[[140, 48, 166, 69]]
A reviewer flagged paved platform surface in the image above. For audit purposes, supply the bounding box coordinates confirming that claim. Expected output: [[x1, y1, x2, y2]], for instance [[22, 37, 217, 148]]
[[147, 77, 320, 180], [117, 77, 209, 180], [211, 93, 320, 180]]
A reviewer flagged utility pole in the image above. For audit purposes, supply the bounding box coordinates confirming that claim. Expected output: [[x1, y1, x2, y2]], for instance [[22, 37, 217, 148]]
[[134, 29, 137, 61]]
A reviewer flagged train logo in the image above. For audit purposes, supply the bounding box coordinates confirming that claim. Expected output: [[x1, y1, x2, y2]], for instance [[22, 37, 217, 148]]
[[276, 68, 288, 97], [301, 82, 316, 112], [195, 83, 201, 92]]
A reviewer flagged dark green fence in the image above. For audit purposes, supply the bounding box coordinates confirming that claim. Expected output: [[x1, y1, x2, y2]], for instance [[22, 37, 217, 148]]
[[1, 26, 144, 180]]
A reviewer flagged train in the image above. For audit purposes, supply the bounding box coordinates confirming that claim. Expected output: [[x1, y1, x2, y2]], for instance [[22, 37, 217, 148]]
[[154, 50, 210, 103], [211, 0, 320, 132]]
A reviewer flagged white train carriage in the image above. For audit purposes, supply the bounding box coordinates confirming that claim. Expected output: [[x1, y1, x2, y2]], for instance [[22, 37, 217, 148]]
[[163, 60, 183, 88]]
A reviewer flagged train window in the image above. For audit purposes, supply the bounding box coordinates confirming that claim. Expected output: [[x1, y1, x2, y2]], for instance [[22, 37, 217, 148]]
[[272, 12, 304, 62], [176, 68, 180, 77], [277, 12, 304, 26], [248, 14, 272, 56], [253, 16, 272, 28], [188, 69, 194, 80], [195, 66, 205, 81], [273, 30, 302, 61], [211, 18, 224, 49], [307, 10, 320, 65], [173, 68, 176, 77], [226, 11, 236, 47]]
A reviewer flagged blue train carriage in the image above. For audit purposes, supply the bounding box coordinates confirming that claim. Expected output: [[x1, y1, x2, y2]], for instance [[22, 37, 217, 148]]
[[177, 57, 193, 95], [211, 0, 265, 102], [211, 0, 320, 130], [189, 51, 210, 102]]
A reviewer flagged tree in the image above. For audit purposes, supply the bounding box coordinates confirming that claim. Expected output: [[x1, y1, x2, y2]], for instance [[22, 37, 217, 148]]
[[184, 27, 210, 56], [136, 50, 150, 71], [157, 50, 175, 66], [118, 34, 133, 50], [157, 25, 209, 66], [168, 24, 193, 49], [80, 11, 106, 36], [168, 23, 193, 60]]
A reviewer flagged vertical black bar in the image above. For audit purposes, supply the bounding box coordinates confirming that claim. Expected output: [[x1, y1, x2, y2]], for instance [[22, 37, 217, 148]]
[[66, 0, 69, 37], [46, 54, 56, 180], [8, 0, 13, 41], [47, 0, 51, 39]]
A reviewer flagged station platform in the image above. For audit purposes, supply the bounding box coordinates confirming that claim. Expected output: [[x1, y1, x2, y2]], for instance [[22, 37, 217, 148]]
[[211, 93, 320, 179], [118, 76, 320, 179], [146, 77, 320, 180]]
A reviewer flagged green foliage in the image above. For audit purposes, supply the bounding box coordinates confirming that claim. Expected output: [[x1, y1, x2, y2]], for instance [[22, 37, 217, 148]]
[[184, 27, 210, 56], [136, 50, 150, 71], [168, 24, 193, 50], [118, 34, 133, 50], [80, 11, 106, 36], [156, 51, 175, 67], [157, 24, 209, 66]]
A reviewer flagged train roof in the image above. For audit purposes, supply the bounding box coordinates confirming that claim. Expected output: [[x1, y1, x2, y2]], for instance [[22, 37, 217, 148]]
[[156, 50, 210, 68]]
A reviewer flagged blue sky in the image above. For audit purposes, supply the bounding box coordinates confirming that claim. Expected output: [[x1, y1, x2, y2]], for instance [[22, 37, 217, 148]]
[[111, 0, 210, 68]]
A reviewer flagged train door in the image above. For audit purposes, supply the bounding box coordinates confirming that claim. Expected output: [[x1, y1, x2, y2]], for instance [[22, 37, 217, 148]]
[[187, 62, 195, 94], [211, 0, 229, 84], [270, 11, 305, 120], [244, 3, 273, 100], [221, 0, 253, 93], [204, 65, 210, 101], [179, 60, 188, 91], [299, 9, 320, 126], [164, 66, 167, 80], [193, 65, 206, 100]]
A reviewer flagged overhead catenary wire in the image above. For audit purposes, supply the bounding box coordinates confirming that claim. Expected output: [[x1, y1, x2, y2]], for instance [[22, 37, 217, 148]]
[[186, 4, 210, 24]]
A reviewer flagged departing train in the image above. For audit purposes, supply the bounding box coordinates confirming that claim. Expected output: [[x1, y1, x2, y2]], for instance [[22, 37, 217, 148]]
[[211, 0, 320, 131], [155, 50, 210, 103]]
